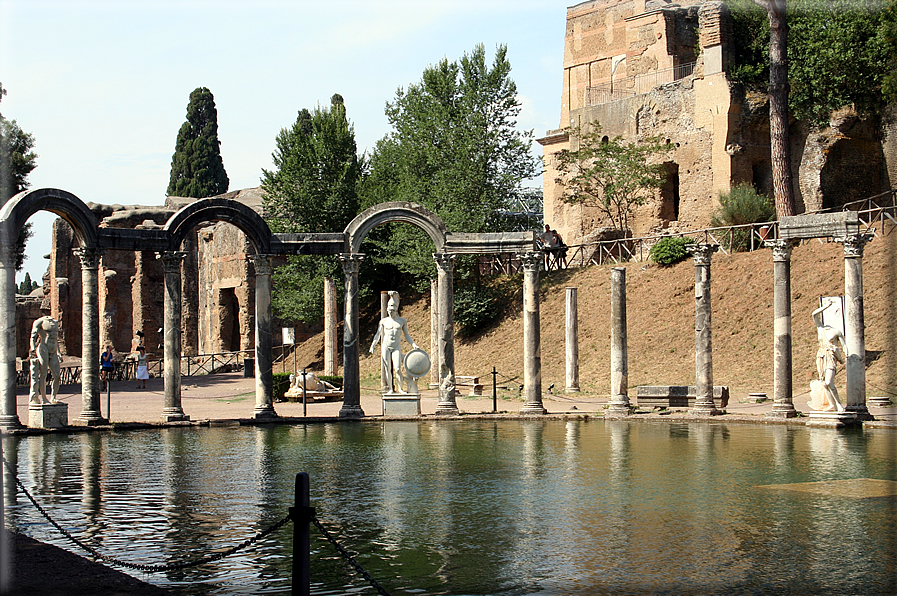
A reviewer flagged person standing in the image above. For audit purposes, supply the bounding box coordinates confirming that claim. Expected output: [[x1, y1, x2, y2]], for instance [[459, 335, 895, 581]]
[[101, 345, 115, 390], [135, 345, 149, 389]]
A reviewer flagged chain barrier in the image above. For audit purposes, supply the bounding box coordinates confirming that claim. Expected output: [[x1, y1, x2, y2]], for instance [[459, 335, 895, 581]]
[[311, 514, 391, 596], [5, 456, 392, 593]]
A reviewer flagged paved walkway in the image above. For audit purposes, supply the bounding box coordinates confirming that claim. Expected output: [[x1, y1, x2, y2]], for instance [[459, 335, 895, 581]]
[[13, 372, 897, 426]]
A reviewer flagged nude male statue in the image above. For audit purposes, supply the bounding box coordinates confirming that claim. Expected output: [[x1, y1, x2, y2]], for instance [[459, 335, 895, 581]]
[[369, 292, 419, 394], [29, 316, 62, 404], [808, 302, 847, 412]]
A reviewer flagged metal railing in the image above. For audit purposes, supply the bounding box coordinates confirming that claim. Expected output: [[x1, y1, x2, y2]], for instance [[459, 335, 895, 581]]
[[587, 62, 696, 106]]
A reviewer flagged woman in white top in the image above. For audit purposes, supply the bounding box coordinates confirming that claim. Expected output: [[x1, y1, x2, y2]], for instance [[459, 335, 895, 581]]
[[135, 345, 149, 389]]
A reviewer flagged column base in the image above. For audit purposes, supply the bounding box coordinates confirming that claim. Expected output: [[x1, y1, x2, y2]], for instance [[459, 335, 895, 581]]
[[0, 415, 24, 430], [868, 397, 893, 407], [846, 405, 874, 421], [73, 411, 107, 426], [161, 409, 190, 422], [766, 404, 798, 419], [252, 406, 278, 421], [520, 404, 547, 416], [690, 402, 722, 416], [339, 405, 365, 419], [565, 386, 581, 394], [434, 403, 460, 416], [605, 400, 632, 417]]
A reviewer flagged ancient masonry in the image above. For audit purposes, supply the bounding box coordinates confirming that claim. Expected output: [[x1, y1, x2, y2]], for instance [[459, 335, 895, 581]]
[[540, 0, 897, 245]]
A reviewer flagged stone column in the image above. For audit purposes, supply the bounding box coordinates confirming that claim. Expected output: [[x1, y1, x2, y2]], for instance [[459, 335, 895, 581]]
[[0, 242, 22, 429], [430, 279, 440, 388], [339, 253, 365, 419], [519, 252, 546, 415], [687, 243, 721, 415], [323, 277, 338, 377], [766, 239, 798, 418], [74, 247, 106, 425], [249, 254, 277, 420], [434, 253, 459, 415], [159, 251, 189, 422], [840, 234, 875, 417], [565, 287, 580, 393], [607, 268, 630, 415]]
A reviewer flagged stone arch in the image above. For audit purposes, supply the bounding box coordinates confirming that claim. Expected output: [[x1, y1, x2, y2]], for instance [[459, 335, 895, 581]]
[[344, 202, 447, 254], [164, 198, 272, 254], [0, 188, 99, 248]]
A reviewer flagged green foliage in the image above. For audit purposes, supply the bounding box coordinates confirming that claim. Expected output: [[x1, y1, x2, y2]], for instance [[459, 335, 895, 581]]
[[729, 0, 894, 124], [362, 44, 539, 291], [649, 236, 692, 267], [272, 372, 291, 402], [167, 87, 229, 198], [453, 284, 503, 338], [318, 375, 342, 388], [0, 84, 37, 271], [553, 125, 670, 232], [262, 94, 363, 324], [262, 94, 362, 234], [17, 272, 38, 295], [711, 183, 776, 251]]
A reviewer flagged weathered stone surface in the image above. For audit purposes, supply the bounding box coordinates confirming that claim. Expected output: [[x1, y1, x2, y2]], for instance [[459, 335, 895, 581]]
[[29, 402, 67, 429]]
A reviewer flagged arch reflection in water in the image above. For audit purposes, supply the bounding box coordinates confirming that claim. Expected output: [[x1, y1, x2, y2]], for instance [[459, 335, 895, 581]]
[[5, 421, 897, 595]]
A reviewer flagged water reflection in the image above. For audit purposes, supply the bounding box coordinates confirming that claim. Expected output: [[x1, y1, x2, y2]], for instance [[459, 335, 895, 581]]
[[5, 421, 897, 595]]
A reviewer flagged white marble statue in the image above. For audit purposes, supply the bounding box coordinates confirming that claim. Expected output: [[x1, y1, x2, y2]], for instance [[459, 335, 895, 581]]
[[808, 303, 847, 412], [29, 316, 62, 404], [288, 371, 339, 393], [369, 291, 420, 394]]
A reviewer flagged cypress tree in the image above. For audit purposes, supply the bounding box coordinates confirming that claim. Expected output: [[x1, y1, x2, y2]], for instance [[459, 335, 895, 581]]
[[167, 87, 229, 198]]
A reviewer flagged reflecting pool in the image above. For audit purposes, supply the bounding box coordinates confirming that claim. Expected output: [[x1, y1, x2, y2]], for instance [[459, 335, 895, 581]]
[[5, 420, 897, 595]]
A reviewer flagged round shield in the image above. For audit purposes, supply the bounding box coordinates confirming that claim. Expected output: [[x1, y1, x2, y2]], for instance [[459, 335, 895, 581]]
[[403, 348, 432, 379]]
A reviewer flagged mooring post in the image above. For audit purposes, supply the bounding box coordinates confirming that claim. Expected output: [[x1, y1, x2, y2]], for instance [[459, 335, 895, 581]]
[[291, 472, 312, 596]]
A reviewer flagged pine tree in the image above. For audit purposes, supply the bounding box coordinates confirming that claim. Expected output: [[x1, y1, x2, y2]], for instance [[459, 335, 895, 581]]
[[166, 87, 229, 198]]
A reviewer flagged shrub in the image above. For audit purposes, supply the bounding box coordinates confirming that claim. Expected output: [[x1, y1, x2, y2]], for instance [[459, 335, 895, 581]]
[[454, 284, 502, 338], [273, 372, 291, 402], [650, 236, 692, 267], [711, 184, 775, 252]]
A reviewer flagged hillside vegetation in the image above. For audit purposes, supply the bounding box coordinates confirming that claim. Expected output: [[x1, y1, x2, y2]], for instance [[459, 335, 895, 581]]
[[291, 232, 897, 403]]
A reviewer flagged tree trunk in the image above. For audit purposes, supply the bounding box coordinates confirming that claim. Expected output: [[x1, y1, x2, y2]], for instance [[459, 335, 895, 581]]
[[767, 0, 796, 217]]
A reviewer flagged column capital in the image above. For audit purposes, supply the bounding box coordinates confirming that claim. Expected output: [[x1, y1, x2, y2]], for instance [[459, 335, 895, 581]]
[[433, 252, 456, 273], [686, 243, 719, 266], [339, 253, 364, 275], [73, 246, 105, 269], [156, 251, 187, 273], [517, 251, 542, 272], [765, 238, 797, 262], [836, 233, 874, 258], [248, 253, 275, 276]]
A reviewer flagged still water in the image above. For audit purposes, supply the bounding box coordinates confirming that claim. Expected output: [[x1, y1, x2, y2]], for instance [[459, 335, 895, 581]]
[[5, 420, 897, 595]]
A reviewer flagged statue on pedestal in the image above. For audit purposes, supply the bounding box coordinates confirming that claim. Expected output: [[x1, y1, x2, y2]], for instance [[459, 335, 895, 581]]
[[369, 291, 420, 394], [808, 303, 847, 412], [29, 316, 62, 404]]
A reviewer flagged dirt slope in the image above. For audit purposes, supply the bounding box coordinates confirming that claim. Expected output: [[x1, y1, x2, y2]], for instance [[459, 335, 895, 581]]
[[290, 231, 897, 402]]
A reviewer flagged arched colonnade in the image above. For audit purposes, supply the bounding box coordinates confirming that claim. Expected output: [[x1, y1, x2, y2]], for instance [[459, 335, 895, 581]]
[[0, 189, 543, 428]]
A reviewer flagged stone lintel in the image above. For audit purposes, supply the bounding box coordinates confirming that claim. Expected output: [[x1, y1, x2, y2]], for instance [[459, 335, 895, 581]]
[[444, 231, 536, 254], [779, 212, 859, 240]]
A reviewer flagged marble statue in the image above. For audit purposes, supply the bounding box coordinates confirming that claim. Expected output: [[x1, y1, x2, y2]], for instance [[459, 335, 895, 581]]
[[369, 291, 420, 394], [808, 303, 847, 412], [288, 371, 340, 393], [29, 316, 62, 404]]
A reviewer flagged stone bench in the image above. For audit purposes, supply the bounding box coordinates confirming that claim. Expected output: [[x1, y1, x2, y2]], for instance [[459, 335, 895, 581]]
[[455, 375, 484, 396], [635, 385, 729, 409]]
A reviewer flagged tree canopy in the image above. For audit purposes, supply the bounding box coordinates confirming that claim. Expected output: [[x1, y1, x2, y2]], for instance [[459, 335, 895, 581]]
[[362, 43, 539, 292], [261, 94, 363, 324], [0, 83, 36, 270], [167, 87, 229, 198], [553, 125, 670, 233]]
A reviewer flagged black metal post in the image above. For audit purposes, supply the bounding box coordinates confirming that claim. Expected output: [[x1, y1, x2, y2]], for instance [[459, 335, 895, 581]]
[[492, 367, 497, 413], [291, 472, 312, 596], [301, 369, 307, 417]]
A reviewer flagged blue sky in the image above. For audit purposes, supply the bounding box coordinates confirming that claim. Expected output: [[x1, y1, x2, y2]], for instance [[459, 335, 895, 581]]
[[1, 0, 567, 285]]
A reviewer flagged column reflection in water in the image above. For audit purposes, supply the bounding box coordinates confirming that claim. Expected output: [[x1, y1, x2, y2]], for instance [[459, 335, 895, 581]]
[[78, 432, 102, 544], [2, 435, 16, 512]]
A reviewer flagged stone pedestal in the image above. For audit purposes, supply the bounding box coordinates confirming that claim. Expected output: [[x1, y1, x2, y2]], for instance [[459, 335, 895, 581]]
[[382, 393, 421, 417], [29, 402, 68, 429], [868, 396, 893, 407], [806, 411, 859, 428]]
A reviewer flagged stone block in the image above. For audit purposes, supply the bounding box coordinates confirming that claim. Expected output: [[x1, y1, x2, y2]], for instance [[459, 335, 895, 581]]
[[779, 212, 859, 240], [635, 385, 729, 408], [382, 394, 421, 417], [29, 402, 68, 429]]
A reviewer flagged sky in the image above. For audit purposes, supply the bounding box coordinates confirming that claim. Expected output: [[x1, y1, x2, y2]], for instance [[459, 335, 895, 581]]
[[0, 0, 568, 286]]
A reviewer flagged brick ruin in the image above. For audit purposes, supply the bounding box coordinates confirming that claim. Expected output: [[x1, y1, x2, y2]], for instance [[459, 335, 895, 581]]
[[540, 0, 896, 244]]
